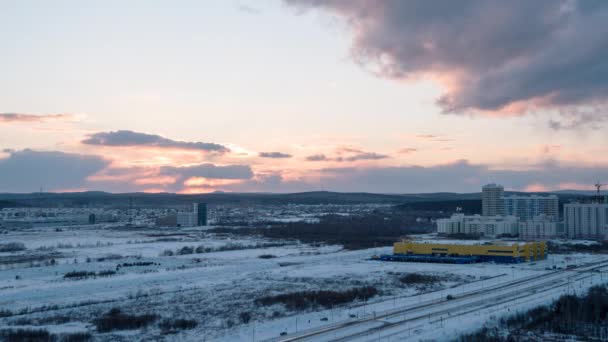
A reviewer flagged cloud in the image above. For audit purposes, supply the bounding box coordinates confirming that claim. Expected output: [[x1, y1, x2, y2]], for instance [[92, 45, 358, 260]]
[[259, 152, 293, 158], [413, 134, 452, 142], [343, 152, 389, 161], [548, 107, 608, 130], [2, 150, 606, 193], [285, 1, 608, 120], [305, 154, 330, 161], [313, 159, 608, 193], [160, 163, 254, 180], [0, 113, 72, 123], [237, 4, 261, 14], [82, 130, 230, 153], [305, 148, 389, 162], [415, 135, 439, 139], [85, 163, 255, 193], [398, 148, 417, 154], [0, 149, 109, 192]]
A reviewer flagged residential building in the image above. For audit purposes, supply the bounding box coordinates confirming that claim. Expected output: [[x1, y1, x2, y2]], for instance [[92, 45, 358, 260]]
[[504, 195, 559, 222], [176, 203, 208, 227], [177, 211, 197, 227], [564, 202, 608, 240], [518, 215, 560, 240], [482, 183, 505, 216], [196, 203, 207, 226], [437, 213, 518, 237]]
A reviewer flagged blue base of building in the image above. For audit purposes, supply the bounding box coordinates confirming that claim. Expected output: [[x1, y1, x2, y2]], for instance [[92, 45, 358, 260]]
[[378, 254, 529, 264]]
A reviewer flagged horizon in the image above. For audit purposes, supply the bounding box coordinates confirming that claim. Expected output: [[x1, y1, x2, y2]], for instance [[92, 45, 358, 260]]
[[0, 188, 601, 196], [1, 0, 607, 194]]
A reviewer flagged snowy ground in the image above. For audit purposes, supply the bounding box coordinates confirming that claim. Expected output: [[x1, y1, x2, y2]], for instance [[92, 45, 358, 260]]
[[1, 226, 607, 341]]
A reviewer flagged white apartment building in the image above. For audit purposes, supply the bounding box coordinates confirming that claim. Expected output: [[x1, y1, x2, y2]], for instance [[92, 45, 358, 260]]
[[518, 215, 561, 240], [437, 213, 519, 237], [176, 212, 197, 227], [564, 202, 608, 240], [482, 184, 504, 216], [504, 195, 559, 222]]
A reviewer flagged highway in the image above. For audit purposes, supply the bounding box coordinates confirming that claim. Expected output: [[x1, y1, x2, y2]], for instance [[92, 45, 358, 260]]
[[267, 260, 608, 342]]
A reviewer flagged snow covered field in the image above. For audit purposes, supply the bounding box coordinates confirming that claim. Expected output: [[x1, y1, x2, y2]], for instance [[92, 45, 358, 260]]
[[1, 226, 607, 341]]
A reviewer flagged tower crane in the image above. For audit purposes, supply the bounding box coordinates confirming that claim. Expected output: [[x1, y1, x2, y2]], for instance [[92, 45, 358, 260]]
[[595, 181, 606, 197]]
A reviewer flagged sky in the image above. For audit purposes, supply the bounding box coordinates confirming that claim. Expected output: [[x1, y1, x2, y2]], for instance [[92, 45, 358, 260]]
[[1, 0, 607, 194]]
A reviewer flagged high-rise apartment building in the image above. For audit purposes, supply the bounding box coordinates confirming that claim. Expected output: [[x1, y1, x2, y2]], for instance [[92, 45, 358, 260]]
[[176, 203, 208, 227], [564, 202, 608, 240], [482, 184, 504, 216], [504, 195, 559, 222], [196, 203, 207, 226]]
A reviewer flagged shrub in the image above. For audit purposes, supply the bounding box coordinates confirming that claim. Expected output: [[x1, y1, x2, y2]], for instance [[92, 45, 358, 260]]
[[258, 254, 277, 259], [195, 245, 205, 253], [178, 246, 194, 255], [94, 308, 158, 332], [399, 273, 440, 285], [63, 270, 115, 279], [159, 318, 197, 334], [60, 332, 92, 342], [96, 270, 116, 277], [239, 312, 252, 324], [64, 271, 96, 279], [95, 254, 123, 262], [160, 249, 174, 256], [0, 329, 55, 342], [0, 242, 26, 252], [256, 287, 378, 311], [120, 262, 155, 267]]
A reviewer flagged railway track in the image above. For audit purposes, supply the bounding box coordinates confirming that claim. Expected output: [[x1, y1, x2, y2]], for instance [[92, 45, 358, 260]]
[[270, 260, 608, 342]]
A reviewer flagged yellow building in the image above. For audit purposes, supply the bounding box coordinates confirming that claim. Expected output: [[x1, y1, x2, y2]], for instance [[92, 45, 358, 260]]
[[389, 240, 546, 263]]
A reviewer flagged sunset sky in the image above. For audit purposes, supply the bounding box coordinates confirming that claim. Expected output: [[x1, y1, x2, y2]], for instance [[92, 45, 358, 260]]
[[1, 0, 607, 193]]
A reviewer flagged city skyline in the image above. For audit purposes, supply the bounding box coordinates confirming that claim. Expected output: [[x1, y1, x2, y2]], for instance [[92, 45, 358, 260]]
[[1, 0, 608, 193]]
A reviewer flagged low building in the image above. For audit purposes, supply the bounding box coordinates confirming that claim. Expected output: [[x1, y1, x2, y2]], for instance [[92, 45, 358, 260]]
[[155, 214, 177, 227], [385, 240, 546, 263], [436, 214, 519, 237]]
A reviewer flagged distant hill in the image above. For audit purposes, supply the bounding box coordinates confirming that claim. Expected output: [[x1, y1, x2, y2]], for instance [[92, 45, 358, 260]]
[[0, 200, 22, 209], [395, 199, 481, 214], [0, 190, 598, 209]]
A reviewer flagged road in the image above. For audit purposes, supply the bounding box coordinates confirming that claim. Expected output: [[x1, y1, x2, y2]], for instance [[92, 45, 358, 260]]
[[267, 260, 608, 342]]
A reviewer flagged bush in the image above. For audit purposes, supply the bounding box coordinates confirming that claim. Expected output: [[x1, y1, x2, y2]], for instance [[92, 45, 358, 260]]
[[258, 254, 277, 259], [256, 287, 378, 311], [60, 332, 92, 342], [0, 242, 26, 252], [94, 308, 158, 332], [195, 245, 205, 253], [96, 270, 116, 277], [63, 270, 115, 279], [159, 318, 197, 334], [0, 329, 55, 342], [239, 312, 252, 324], [461, 285, 608, 341], [178, 246, 194, 255], [399, 273, 440, 285], [160, 249, 174, 256], [64, 271, 96, 279], [119, 262, 155, 267]]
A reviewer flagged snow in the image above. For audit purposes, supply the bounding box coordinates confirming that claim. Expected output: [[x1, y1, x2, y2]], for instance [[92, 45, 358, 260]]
[[1, 225, 607, 341]]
